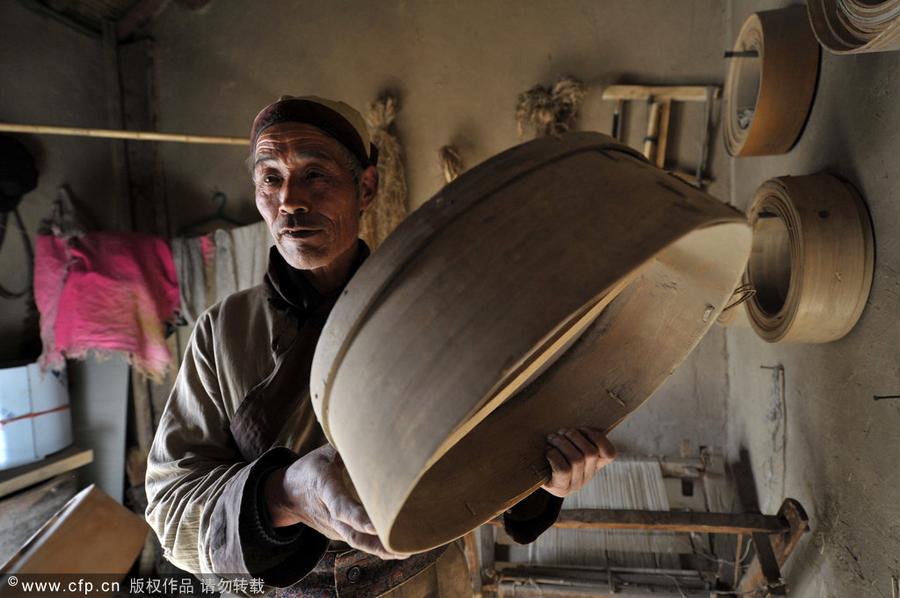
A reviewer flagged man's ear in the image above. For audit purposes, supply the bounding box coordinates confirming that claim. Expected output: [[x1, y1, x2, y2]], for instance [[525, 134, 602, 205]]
[[358, 165, 379, 213]]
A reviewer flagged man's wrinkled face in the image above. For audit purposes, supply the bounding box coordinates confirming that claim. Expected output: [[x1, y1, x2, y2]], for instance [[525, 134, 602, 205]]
[[252, 123, 368, 270]]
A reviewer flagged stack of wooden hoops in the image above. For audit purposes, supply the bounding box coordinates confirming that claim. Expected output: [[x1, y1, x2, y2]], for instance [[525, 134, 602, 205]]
[[723, 5, 820, 157], [720, 6, 877, 342], [311, 132, 752, 553], [743, 175, 874, 343], [808, 0, 900, 54]]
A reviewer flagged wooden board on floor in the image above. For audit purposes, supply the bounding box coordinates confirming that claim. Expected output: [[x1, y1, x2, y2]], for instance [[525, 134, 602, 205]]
[[1, 484, 149, 574], [0, 447, 93, 499], [0, 473, 79, 566]]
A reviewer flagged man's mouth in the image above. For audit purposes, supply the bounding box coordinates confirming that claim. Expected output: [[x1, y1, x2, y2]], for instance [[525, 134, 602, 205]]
[[281, 228, 323, 240]]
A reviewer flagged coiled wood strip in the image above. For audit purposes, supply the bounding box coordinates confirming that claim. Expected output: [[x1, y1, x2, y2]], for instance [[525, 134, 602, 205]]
[[723, 6, 820, 157], [808, 0, 900, 54], [744, 174, 874, 343]]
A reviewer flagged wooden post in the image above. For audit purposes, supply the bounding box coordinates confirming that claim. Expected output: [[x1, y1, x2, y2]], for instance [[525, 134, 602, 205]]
[[102, 21, 131, 230], [656, 98, 672, 169], [738, 499, 809, 595], [462, 530, 483, 598], [480, 525, 497, 597], [643, 101, 660, 160]]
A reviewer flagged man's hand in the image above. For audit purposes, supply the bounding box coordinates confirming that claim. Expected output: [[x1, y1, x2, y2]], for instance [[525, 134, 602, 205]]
[[265, 444, 408, 560], [541, 427, 616, 498]]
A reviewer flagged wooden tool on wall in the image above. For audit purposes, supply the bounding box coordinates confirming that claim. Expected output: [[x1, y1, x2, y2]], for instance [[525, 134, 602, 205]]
[[601, 84, 720, 188]]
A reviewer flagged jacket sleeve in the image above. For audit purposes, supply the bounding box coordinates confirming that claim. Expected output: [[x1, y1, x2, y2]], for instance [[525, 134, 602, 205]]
[[144, 310, 327, 584], [502, 489, 564, 544]]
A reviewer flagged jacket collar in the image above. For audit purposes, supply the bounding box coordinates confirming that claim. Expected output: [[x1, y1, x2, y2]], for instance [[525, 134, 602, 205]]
[[264, 240, 370, 317]]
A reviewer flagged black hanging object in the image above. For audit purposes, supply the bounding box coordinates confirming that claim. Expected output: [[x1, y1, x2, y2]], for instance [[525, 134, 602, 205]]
[[0, 135, 39, 300], [0, 136, 38, 214]]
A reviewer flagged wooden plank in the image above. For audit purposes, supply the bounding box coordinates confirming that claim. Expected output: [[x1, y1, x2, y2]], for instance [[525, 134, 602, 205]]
[[119, 38, 170, 236], [733, 533, 746, 588], [479, 524, 497, 597], [611, 99, 625, 140], [487, 508, 789, 535], [0, 447, 93, 499], [2, 485, 149, 574], [102, 21, 131, 231], [643, 102, 660, 160], [0, 474, 78, 566], [602, 84, 720, 103], [669, 171, 710, 187], [655, 99, 672, 169], [658, 457, 703, 478], [130, 369, 155, 459], [493, 581, 709, 597], [462, 530, 483, 598], [738, 499, 809, 595], [752, 532, 787, 595], [489, 564, 711, 597]]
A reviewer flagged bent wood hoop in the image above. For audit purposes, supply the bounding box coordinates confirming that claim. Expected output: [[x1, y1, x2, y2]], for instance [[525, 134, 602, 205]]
[[723, 6, 820, 157], [310, 132, 752, 553], [808, 0, 900, 54], [743, 174, 874, 343]]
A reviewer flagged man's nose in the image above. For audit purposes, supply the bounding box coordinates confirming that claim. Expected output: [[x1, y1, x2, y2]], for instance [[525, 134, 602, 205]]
[[279, 180, 312, 214]]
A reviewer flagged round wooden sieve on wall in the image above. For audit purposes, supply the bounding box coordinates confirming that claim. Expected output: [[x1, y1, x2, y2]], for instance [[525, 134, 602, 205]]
[[743, 173, 875, 344], [723, 6, 820, 157], [807, 0, 900, 54], [310, 132, 752, 553]]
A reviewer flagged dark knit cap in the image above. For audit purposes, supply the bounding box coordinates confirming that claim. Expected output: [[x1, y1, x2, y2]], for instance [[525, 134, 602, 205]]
[[249, 95, 378, 166]]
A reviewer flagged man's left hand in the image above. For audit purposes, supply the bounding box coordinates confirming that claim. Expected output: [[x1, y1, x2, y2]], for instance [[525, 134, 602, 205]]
[[541, 427, 616, 498]]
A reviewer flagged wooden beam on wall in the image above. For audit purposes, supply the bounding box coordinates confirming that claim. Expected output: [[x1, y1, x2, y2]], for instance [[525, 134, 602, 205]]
[[102, 20, 132, 230], [118, 37, 170, 235], [487, 508, 790, 535], [116, 0, 173, 41]]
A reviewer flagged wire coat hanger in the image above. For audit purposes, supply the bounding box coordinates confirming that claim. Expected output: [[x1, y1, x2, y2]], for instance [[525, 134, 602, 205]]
[[177, 192, 245, 236]]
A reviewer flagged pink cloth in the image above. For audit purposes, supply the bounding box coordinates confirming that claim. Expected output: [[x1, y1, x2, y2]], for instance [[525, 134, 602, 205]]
[[34, 232, 180, 381]]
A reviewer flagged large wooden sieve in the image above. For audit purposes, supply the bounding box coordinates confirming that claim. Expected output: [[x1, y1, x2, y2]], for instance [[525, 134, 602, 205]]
[[310, 132, 752, 553]]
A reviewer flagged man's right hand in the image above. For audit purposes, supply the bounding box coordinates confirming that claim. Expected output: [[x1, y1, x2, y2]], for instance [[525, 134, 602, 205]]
[[264, 444, 409, 560]]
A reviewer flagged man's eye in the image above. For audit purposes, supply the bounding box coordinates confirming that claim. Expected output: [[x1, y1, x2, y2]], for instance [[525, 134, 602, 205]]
[[305, 169, 325, 180], [263, 174, 282, 185]]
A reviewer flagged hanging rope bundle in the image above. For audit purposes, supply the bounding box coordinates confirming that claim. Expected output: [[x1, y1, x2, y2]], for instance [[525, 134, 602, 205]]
[[515, 77, 586, 138], [360, 94, 408, 249], [438, 145, 465, 184]]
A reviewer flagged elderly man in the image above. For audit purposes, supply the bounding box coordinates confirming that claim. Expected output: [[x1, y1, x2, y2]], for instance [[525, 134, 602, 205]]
[[146, 96, 616, 597]]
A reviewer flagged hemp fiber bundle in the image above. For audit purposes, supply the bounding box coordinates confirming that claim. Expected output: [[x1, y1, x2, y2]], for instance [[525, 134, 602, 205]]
[[360, 95, 408, 249], [438, 145, 465, 184], [515, 77, 586, 138]]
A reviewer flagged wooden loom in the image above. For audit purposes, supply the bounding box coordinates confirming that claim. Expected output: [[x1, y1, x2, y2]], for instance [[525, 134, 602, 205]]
[[462, 452, 810, 598]]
